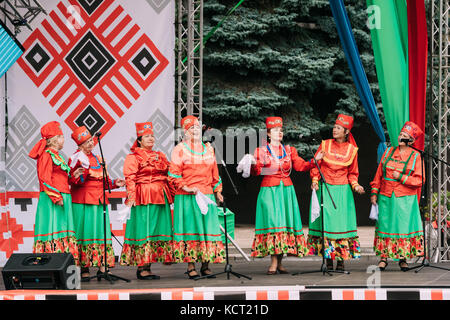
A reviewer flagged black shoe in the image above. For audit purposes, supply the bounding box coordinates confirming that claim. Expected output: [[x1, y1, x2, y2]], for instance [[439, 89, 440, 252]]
[[80, 268, 90, 282], [378, 259, 388, 271], [96, 269, 106, 281], [399, 260, 409, 272], [136, 269, 160, 280], [326, 259, 333, 270], [200, 268, 216, 278], [336, 261, 345, 271], [185, 269, 200, 280], [276, 267, 289, 274]]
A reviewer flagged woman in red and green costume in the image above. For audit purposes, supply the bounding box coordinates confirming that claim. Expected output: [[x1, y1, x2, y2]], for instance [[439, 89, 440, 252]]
[[308, 114, 365, 271], [168, 115, 225, 279], [370, 121, 424, 271], [120, 122, 174, 280], [28, 121, 82, 263], [68, 126, 125, 281], [250, 117, 323, 275]]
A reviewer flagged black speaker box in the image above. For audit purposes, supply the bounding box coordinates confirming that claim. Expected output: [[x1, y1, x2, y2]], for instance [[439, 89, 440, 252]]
[[2, 253, 77, 290]]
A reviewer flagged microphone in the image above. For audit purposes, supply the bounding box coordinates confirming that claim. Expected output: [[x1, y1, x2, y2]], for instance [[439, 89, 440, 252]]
[[95, 131, 102, 137], [400, 138, 412, 144]]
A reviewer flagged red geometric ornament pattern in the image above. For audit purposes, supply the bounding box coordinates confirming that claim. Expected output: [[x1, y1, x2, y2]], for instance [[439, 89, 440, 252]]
[[0, 212, 34, 259], [17, 0, 169, 137]]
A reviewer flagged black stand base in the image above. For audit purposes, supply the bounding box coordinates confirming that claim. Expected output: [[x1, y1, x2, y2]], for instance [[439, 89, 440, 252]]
[[195, 264, 252, 281], [292, 261, 350, 276], [88, 271, 131, 284], [406, 258, 450, 273]]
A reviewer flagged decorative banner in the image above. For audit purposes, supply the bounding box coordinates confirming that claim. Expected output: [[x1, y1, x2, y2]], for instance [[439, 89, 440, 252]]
[[0, 0, 175, 266], [329, 0, 387, 162], [367, 0, 409, 146], [0, 20, 24, 78], [368, 0, 427, 150], [407, 0, 427, 151]]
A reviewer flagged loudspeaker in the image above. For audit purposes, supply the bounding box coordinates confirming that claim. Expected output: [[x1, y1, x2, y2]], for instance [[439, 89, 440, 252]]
[[2, 253, 79, 290]]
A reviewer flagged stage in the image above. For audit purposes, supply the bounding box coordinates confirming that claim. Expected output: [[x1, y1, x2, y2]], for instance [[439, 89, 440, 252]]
[[1, 257, 450, 300], [1, 226, 450, 300]]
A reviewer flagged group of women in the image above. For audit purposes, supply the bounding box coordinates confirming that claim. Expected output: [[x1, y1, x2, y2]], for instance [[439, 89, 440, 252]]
[[28, 114, 425, 281], [251, 115, 424, 274]]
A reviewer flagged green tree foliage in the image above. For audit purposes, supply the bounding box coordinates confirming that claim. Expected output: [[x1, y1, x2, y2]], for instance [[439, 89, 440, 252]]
[[202, 0, 385, 155]]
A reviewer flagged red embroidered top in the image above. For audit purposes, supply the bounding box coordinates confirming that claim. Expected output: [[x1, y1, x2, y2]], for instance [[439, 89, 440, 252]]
[[370, 146, 423, 198], [168, 141, 222, 195], [250, 144, 314, 187], [68, 152, 120, 205], [36, 148, 71, 203], [123, 147, 173, 206], [310, 139, 360, 187]]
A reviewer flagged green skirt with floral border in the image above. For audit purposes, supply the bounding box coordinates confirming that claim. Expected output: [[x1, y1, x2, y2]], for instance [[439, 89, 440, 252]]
[[33, 192, 79, 265], [72, 203, 115, 268], [120, 197, 174, 266], [374, 193, 424, 260], [172, 194, 225, 263], [307, 182, 361, 261], [251, 181, 308, 258]]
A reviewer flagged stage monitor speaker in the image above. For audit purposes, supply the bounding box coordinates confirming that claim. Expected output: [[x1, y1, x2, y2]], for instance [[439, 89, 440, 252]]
[[2, 253, 79, 290]]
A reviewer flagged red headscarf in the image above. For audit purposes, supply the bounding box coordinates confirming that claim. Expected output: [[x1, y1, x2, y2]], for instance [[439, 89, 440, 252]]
[[29, 121, 63, 159], [335, 114, 357, 147], [181, 116, 199, 131]]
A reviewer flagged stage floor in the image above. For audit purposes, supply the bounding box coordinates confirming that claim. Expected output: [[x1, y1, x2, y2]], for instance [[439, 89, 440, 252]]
[[2, 255, 450, 300], [1, 226, 450, 300]]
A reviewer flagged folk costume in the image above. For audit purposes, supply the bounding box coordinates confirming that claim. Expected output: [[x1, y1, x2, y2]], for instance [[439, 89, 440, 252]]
[[68, 126, 119, 270], [307, 114, 362, 261], [120, 122, 174, 269], [168, 116, 225, 264], [250, 117, 314, 258], [29, 121, 79, 263], [371, 121, 424, 261]]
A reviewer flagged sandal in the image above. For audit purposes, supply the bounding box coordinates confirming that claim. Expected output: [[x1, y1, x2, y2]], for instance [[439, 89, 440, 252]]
[[326, 259, 333, 270], [200, 267, 216, 278], [185, 268, 200, 280], [137, 267, 161, 280], [80, 267, 90, 282], [266, 267, 277, 275], [335, 261, 345, 271], [276, 266, 289, 274], [399, 259, 409, 272], [378, 259, 388, 271]]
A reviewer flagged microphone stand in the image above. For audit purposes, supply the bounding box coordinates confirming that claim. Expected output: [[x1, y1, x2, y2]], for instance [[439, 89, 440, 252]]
[[293, 143, 349, 276], [195, 136, 252, 281], [402, 142, 450, 273], [92, 133, 130, 283]]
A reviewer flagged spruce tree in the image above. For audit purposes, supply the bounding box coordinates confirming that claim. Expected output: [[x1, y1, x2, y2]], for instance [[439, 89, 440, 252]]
[[203, 0, 384, 156]]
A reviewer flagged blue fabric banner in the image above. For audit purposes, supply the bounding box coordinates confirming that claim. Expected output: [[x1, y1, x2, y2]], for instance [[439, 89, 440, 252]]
[[329, 0, 387, 161]]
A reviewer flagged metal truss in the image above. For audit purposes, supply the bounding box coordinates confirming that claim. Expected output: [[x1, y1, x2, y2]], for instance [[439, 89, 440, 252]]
[[428, 0, 450, 262], [176, 0, 203, 127], [0, 0, 46, 34]]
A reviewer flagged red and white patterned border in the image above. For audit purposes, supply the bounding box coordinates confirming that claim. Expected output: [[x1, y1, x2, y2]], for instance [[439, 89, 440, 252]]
[[1, 288, 450, 300]]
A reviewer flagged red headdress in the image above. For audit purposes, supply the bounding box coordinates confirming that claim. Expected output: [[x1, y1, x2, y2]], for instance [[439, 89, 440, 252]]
[[131, 122, 154, 152], [29, 121, 63, 159], [335, 114, 357, 147], [71, 126, 92, 146]]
